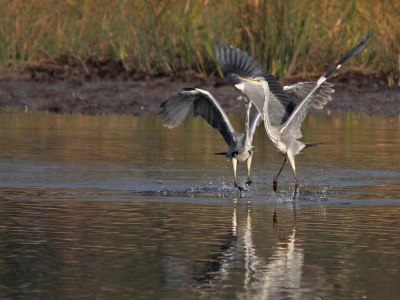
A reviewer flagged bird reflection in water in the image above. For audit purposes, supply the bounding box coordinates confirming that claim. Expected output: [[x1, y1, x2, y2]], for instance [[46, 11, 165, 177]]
[[162, 199, 332, 298], [190, 199, 331, 299], [249, 203, 303, 299]]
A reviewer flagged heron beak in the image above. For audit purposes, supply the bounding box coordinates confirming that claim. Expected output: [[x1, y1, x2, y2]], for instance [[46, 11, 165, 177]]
[[238, 77, 258, 84]]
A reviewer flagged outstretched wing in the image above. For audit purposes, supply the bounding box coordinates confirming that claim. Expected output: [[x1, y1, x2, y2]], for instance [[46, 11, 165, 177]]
[[214, 43, 295, 124], [280, 31, 374, 135], [248, 110, 263, 145], [159, 88, 239, 146], [283, 82, 335, 109]]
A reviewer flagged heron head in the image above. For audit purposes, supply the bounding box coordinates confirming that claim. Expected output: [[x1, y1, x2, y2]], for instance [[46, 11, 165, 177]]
[[230, 75, 266, 115], [234, 76, 264, 92]]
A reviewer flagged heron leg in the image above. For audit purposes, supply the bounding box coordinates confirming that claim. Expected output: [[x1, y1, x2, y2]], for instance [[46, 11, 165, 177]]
[[273, 156, 288, 192], [232, 157, 243, 190], [287, 154, 299, 199], [232, 157, 238, 187], [293, 169, 299, 199], [245, 155, 252, 187]]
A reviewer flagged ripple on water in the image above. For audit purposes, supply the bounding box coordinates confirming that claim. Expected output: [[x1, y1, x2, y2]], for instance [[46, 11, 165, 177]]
[[0, 112, 400, 299]]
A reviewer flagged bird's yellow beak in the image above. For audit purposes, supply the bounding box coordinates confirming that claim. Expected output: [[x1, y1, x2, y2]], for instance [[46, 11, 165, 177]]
[[238, 77, 260, 83]]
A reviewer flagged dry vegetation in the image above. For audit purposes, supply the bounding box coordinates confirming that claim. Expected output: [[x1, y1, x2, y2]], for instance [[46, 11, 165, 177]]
[[0, 0, 399, 83]]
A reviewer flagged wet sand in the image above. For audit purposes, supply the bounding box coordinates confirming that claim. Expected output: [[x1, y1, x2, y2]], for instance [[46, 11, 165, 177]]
[[0, 61, 399, 116]]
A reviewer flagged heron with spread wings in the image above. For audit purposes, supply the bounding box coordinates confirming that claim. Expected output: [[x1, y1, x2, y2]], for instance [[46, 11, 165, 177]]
[[159, 88, 261, 190], [159, 82, 334, 190], [215, 32, 374, 195]]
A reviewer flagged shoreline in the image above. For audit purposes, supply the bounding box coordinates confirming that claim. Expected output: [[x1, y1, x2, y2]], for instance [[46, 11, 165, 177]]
[[0, 66, 399, 116]]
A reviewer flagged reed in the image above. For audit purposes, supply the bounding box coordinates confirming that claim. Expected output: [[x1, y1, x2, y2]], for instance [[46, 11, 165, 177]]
[[0, 0, 398, 81]]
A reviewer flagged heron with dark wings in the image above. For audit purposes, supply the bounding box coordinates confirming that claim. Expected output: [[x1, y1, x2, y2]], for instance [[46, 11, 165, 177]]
[[159, 81, 334, 190], [214, 32, 374, 196], [159, 88, 262, 190]]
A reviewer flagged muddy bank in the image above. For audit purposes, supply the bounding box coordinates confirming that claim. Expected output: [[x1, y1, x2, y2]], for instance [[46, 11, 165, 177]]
[[0, 61, 399, 116]]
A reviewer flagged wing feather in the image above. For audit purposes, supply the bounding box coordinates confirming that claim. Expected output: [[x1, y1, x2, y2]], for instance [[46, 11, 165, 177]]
[[248, 110, 263, 144], [159, 88, 238, 146], [283, 82, 335, 110], [214, 43, 295, 123], [280, 31, 374, 135]]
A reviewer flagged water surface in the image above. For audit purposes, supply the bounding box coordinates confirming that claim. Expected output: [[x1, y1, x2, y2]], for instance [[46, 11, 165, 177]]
[[0, 111, 399, 299]]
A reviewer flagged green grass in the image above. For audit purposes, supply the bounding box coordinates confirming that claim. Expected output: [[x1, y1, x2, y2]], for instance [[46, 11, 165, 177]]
[[0, 0, 399, 82]]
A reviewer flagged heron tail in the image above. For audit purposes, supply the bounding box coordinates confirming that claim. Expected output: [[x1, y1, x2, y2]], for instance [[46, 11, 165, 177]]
[[214, 152, 228, 156], [305, 142, 323, 148]]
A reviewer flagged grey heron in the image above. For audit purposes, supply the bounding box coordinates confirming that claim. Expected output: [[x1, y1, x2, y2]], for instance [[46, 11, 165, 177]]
[[159, 83, 333, 190], [159, 88, 262, 190], [215, 32, 374, 195]]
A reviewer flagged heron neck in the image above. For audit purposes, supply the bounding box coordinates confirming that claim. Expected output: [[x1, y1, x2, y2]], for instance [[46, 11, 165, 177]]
[[260, 81, 278, 142], [244, 102, 251, 142]]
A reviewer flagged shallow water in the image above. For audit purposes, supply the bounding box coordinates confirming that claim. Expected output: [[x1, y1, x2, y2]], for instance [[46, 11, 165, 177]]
[[0, 111, 399, 299]]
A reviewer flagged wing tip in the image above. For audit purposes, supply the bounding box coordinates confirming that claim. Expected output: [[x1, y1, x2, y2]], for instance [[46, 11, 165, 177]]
[[182, 87, 196, 92], [305, 142, 323, 148], [365, 30, 375, 41], [214, 152, 228, 156]]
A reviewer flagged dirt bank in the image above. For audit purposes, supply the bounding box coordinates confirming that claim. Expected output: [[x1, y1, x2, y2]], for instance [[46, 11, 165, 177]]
[[0, 60, 399, 116]]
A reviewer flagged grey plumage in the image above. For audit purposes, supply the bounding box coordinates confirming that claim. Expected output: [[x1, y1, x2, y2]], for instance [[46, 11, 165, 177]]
[[283, 82, 335, 110], [159, 88, 238, 146], [215, 32, 374, 196], [159, 88, 262, 189], [214, 43, 294, 121], [279, 31, 375, 136]]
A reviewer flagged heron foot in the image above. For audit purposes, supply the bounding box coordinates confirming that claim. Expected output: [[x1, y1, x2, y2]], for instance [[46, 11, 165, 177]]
[[245, 180, 252, 187], [234, 183, 245, 191]]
